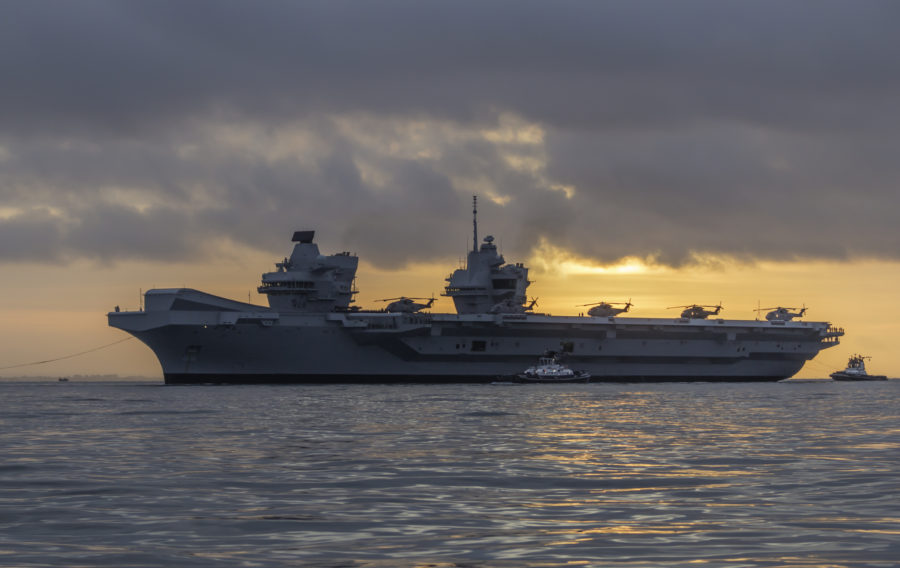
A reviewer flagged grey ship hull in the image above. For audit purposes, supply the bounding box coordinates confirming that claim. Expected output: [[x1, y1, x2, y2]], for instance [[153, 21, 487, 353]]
[[109, 289, 842, 384]]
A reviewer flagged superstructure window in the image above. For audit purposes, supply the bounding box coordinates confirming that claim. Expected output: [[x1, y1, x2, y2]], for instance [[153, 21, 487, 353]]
[[471, 340, 486, 352], [261, 280, 315, 289], [492, 279, 517, 290]]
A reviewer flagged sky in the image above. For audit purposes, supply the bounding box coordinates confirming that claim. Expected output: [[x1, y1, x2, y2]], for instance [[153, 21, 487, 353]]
[[2, 1, 899, 379]]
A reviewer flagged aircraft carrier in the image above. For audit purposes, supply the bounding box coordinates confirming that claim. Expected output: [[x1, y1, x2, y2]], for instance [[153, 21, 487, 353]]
[[108, 199, 843, 384]]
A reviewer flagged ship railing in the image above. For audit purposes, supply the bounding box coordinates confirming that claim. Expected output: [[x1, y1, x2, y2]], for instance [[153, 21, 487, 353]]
[[352, 315, 399, 329], [822, 325, 844, 343], [111, 306, 143, 313], [443, 285, 492, 293]]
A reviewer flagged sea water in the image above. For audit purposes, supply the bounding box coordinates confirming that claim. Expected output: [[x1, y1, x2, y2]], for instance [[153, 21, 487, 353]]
[[1, 380, 898, 567]]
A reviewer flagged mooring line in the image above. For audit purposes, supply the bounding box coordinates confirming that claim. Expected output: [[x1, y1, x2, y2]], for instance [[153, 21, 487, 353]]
[[0, 337, 135, 370]]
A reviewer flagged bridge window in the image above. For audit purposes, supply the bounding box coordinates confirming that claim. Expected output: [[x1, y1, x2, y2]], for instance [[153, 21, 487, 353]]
[[492, 279, 517, 290], [471, 340, 486, 352]]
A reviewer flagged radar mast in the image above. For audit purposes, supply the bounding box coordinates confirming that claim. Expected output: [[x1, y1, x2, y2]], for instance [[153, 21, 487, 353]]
[[472, 195, 478, 253], [445, 195, 531, 314]]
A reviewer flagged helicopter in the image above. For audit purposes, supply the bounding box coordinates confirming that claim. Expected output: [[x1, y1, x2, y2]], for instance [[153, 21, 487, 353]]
[[668, 303, 723, 319], [578, 299, 633, 317], [375, 296, 435, 313], [754, 305, 807, 322], [489, 297, 539, 314]]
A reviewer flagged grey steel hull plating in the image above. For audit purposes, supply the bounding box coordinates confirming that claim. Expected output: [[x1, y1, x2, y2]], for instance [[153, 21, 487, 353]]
[[109, 289, 841, 384]]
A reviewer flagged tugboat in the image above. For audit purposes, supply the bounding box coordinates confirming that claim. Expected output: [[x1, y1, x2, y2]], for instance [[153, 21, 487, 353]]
[[516, 352, 591, 383], [830, 355, 888, 381]]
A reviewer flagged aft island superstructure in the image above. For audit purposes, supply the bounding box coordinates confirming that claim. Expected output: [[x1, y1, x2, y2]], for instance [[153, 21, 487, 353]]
[[109, 201, 843, 384]]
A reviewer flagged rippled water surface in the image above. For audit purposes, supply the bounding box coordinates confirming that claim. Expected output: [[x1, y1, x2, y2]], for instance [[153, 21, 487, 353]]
[[1, 380, 899, 567]]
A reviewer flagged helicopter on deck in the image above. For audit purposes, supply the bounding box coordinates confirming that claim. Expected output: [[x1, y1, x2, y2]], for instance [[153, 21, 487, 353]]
[[376, 296, 435, 313], [489, 297, 538, 314], [669, 304, 723, 319], [578, 299, 633, 317], [755, 305, 807, 322]]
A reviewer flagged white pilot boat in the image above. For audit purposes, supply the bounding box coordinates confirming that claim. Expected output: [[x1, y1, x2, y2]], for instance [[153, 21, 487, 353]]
[[830, 355, 887, 381], [516, 354, 591, 383]]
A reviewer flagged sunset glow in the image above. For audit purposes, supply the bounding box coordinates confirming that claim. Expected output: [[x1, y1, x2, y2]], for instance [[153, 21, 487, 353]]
[[2, 240, 893, 379]]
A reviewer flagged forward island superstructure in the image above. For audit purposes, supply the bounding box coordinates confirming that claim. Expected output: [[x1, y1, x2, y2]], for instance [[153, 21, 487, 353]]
[[109, 199, 843, 384]]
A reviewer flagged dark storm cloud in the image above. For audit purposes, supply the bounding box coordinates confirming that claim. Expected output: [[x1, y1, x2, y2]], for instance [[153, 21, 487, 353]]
[[2, 0, 900, 267]]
